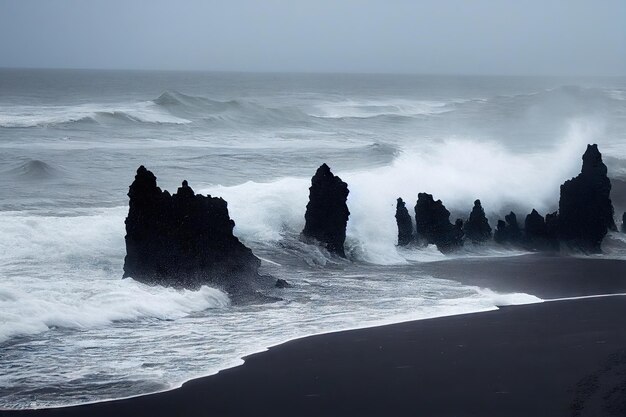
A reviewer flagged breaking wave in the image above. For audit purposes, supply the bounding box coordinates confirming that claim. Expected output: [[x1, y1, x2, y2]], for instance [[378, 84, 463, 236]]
[[0, 102, 191, 128], [203, 119, 602, 264]]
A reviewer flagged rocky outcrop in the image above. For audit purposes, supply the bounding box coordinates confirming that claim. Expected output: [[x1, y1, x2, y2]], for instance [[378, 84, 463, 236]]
[[414, 193, 463, 253], [123, 166, 263, 293], [301, 164, 350, 257], [463, 199, 492, 244], [494, 212, 522, 245], [558, 144, 615, 253], [395, 198, 414, 246], [523, 209, 558, 251]]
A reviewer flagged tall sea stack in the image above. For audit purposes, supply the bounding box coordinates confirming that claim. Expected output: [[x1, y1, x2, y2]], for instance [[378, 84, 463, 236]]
[[463, 199, 492, 243], [558, 144, 614, 253], [395, 198, 414, 246], [301, 164, 350, 257], [123, 166, 262, 292], [414, 193, 463, 253]]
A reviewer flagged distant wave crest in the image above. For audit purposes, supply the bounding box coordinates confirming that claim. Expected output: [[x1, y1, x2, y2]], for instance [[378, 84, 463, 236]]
[[0, 101, 192, 128], [3, 159, 62, 180]]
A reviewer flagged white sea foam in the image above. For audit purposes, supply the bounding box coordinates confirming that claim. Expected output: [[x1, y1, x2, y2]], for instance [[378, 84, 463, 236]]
[[0, 208, 229, 343], [202, 119, 601, 264], [0, 281, 229, 343]]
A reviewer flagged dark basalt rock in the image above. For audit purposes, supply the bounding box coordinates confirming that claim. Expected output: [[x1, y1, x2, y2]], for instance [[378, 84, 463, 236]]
[[414, 193, 463, 253], [275, 278, 291, 289], [524, 209, 558, 251], [301, 164, 350, 257], [494, 211, 522, 245], [558, 144, 615, 253], [123, 166, 265, 294], [395, 197, 414, 246], [463, 199, 492, 243]]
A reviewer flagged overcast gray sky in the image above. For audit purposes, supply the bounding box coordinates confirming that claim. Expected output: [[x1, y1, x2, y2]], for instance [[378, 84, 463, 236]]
[[0, 0, 625, 75]]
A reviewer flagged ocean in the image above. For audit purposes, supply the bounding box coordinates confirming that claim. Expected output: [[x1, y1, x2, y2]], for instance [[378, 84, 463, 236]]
[[1, 69, 625, 409]]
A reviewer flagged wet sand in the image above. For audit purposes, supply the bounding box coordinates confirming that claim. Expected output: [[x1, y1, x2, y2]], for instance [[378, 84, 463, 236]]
[[420, 253, 626, 299]]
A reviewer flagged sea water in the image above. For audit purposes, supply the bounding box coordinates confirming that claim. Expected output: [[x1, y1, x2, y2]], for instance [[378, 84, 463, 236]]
[[1, 69, 625, 408]]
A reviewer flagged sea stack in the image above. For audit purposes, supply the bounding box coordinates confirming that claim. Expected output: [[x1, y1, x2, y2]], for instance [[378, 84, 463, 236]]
[[558, 144, 614, 253], [524, 209, 558, 251], [123, 166, 262, 292], [395, 198, 414, 246], [463, 199, 492, 243], [414, 193, 463, 253], [494, 211, 522, 245], [301, 163, 350, 257]]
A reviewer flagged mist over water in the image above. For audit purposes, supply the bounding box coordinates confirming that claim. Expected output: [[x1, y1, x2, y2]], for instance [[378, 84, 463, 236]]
[[1, 69, 626, 408]]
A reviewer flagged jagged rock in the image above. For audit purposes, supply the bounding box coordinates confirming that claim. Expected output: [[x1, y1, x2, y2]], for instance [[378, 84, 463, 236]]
[[414, 193, 463, 253], [463, 199, 492, 243], [275, 278, 291, 289], [622, 212, 626, 233], [395, 197, 414, 246], [546, 211, 559, 242], [301, 163, 350, 257], [123, 166, 264, 293], [494, 211, 522, 245], [524, 209, 558, 251], [558, 144, 615, 253]]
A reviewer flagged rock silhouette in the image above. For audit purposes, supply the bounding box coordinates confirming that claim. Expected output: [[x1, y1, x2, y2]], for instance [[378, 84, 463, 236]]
[[395, 198, 414, 246], [523, 209, 558, 251], [301, 164, 350, 257], [414, 193, 463, 252], [123, 166, 263, 294], [494, 211, 522, 245], [463, 199, 492, 243], [558, 144, 615, 253]]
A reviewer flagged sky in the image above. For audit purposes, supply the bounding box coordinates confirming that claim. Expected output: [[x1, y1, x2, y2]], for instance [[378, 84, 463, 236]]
[[0, 0, 625, 76]]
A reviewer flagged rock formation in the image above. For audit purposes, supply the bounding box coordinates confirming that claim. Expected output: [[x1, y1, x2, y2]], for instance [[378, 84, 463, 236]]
[[463, 199, 492, 243], [395, 198, 414, 246], [558, 144, 615, 253], [301, 164, 350, 257], [123, 166, 264, 293], [414, 193, 463, 253], [523, 209, 558, 251], [494, 211, 522, 245], [622, 212, 626, 233]]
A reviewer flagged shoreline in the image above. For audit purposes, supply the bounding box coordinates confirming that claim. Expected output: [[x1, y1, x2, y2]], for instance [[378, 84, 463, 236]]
[[6, 294, 626, 416], [3, 255, 626, 414]]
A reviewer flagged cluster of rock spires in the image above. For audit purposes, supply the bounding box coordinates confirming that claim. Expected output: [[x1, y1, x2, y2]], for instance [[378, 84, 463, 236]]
[[123, 144, 623, 293], [395, 144, 618, 254]]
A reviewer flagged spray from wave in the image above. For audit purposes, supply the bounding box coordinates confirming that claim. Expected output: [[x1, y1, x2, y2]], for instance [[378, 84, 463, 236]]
[[204, 119, 603, 264]]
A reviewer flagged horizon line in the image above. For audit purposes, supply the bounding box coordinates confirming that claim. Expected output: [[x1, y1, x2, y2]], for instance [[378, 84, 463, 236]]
[[1, 66, 625, 79]]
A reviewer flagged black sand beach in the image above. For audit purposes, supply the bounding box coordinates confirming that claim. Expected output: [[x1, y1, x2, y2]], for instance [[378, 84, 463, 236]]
[[5, 256, 626, 417], [421, 254, 626, 299]]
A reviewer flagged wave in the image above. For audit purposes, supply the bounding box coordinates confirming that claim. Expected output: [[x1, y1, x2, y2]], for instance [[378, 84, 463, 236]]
[[201, 119, 600, 264], [152, 90, 312, 126], [0, 281, 229, 344], [3, 159, 63, 180], [0, 102, 191, 128], [308, 98, 453, 119]]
